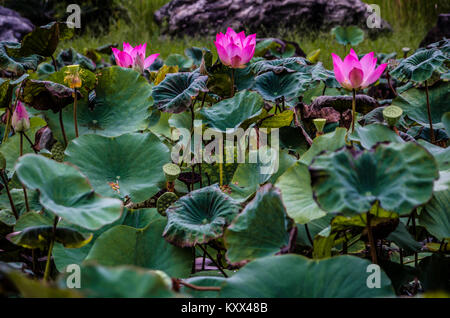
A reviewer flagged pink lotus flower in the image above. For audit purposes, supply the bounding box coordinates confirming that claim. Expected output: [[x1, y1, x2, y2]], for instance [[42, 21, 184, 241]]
[[112, 43, 159, 72], [214, 28, 256, 69], [331, 49, 387, 90], [11, 101, 30, 132]]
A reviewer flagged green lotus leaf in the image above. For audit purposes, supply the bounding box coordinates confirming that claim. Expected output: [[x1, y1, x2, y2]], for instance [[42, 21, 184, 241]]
[[65, 133, 169, 203], [163, 185, 240, 247], [15, 154, 123, 230], [386, 222, 421, 253], [390, 49, 447, 82], [199, 90, 263, 133], [14, 22, 74, 57], [38, 48, 96, 75], [220, 254, 394, 297], [418, 139, 450, 171], [419, 189, 450, 241], [260, 110, 294, 128], [152, 72, 208, 113], [299, 127, 347, 165], [442, 112, 450, 134], [165, 54, 193, 71], [0, 117, 46, 171], [254, 71, 311, 105], [331, 26, 364, 46], [0, 42, 44, 75], [275, 162, 327, 224], [254, 38, 282, 57], [180, 276, 224, 298], [310, 142, 439, 216], [20, 79, 77, 113], [249, 57, 309, 75], [393, 81, 450, 129], [8, 225, 92, 249], [86, 216, 192, 277], [184, 47, 204, 67], [230, 148, 296, 202], [61, 264, 177, 298], [43, 67, 153, 141], [0, 74, 28, 109], [310, 62, 340, 88], [224, 184, 293, 263], [349, 124, 404, 149]]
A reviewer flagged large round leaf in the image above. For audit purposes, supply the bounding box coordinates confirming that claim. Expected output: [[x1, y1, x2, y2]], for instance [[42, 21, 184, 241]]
[[0, 42, 44, 75], [43, 67, 153, 141], [299, 127, 347, 165], [199, 90, 263, 133], [254, 71, 311, 105], [163, 185, 240, 247], [65, 133, 169, 203], [60, 264, 177, 298], [393, 81, 449, 129], [224, 184, 293, 263], [86, 215, 192, 277], [15, 154, 123, 230], [419, 190, 450, 241], [220, 254, 394, 297], [152, 72, 208, 113], [390, 49, 447, 82], [331, 26, 364, 46], [310, 142, 438, 216], [349, 124, 404, 149], [275, 162, 326, 224]]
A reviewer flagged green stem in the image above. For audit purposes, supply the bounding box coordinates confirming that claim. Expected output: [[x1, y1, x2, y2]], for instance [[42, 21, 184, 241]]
[[304, 223, 314, 246], [198, 244, 228, 278], [351, 89, 356, 133], [43, 216, 58, 281], [0, 170, 18, 219], [366, 212, 378, 264], [19, 133, 30, 212], [230, 68, 235, 97], [424, 80, 435, 144], [73, 88, 79, 138], [59, 109, 68, 147], [22, 131, 38, 154]]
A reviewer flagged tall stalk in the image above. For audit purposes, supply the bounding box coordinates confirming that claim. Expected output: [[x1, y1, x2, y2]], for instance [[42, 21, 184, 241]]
[[230, 68, 235, 97], [19, 133, 30, 212], [366, 211, 378, 264], [351, 89, 357, 133], [73, 88, 79, 138], [43, 216, 58, 281], [424, 80, 435, 143]]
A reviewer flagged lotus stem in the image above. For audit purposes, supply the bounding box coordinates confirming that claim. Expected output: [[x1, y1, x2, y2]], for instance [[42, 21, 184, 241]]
[[2, 108, 11, 144], [178, 280, 221, 292], [351, 89, 356, 133], [219, 162, 223, 187], [387, 72, 397, 96], [322, 84, 327, 96], [22, 131, 37, 153], [424, 80, 435, 144], [51, 55, 58, 72], [0, 169, 18, 220], [230, 68, 235, 97], [191, 247, 196, 274], [73, 88, 79, 138], [304, 223, 314, 246], [198, 244, 228, 278], [411, 209, 418, 267], [366, 211, 378, 264], [19, 133, 30, 212], [202, 249, 206, 270], [43, 216, 58, 281], [281, 96, 285, 111], [59, 109, 68, 147]]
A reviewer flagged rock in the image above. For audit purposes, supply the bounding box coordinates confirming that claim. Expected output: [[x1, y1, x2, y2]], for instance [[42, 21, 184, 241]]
[[154, 0, 391, 37], [0, 6, 34, 42], [420, 14, 450, 47]]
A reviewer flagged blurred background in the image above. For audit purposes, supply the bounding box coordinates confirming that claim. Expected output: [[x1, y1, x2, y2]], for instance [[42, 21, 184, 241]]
[[1, 0, 449, 68]]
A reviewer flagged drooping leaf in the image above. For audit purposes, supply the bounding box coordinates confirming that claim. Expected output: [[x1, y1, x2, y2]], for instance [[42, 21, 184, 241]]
[[152, 72, 208, 113], [65, 133, 169, 203], [249, 57, 309, 75], [15, 154, 123, 230], [0, 42, 44, 75], [419, 189, 450, 241], [163, 185, 240, 247], [391, 49, 447, 82], [393, 81, 449, 129], [224, 184, 293, 263], [200, 90, 263, 133], [86, 216, 192, 277], [275, 162, 327, 224], [310, 142, 439, 216], [220, 254, 394, 297]]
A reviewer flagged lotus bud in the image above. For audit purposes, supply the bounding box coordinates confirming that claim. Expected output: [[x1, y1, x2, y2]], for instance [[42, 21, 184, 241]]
[[163, 163, 181, 192], [383, 105, 403, 127], [64, 65, 82, 91], [313, 118, 327, 136], [11, 101, 30, 133]]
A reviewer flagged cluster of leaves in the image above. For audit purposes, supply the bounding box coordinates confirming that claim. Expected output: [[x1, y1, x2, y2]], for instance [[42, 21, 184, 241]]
[[0, 23, 449, 298]]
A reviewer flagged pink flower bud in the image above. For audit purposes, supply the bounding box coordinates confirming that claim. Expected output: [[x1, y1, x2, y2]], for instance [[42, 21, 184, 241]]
[[11, 101, 30, 133]]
